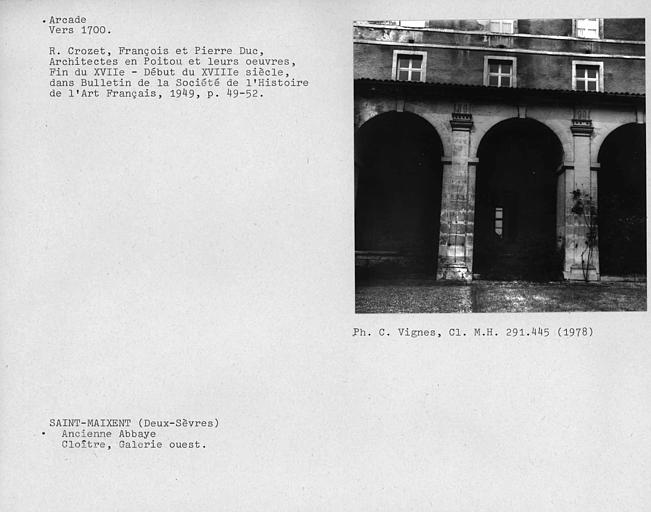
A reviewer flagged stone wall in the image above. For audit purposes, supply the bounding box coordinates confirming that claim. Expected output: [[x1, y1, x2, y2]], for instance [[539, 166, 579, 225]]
[[354, 81, 644, 281]]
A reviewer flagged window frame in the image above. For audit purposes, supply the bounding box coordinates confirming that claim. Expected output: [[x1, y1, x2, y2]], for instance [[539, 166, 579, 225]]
[[398, 20, 426, 28], [572, 60, 604, 92], [391, 50, 428, 82], [494, 206, 504, 237], [573, 18, 603, 39], [488, 19, 516, 34], [483, 56, 517, 88]]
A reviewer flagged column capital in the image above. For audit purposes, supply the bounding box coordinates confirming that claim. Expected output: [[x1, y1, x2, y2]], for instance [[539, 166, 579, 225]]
[[570, 118, 594, 136], [571, 106, 594, 136], [450, 102, 473, 131], [450, 112, 473, 131]]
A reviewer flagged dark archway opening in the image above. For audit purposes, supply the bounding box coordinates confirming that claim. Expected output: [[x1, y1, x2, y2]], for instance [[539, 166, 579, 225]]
[[355, 112, 443, 278], [474, 118, 563, 281], [598, 123, 646, 277]]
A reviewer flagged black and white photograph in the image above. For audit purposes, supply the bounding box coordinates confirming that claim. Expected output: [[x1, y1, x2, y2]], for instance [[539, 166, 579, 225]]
[[354, 18, 646, 313], [3, 2, 651, 511]]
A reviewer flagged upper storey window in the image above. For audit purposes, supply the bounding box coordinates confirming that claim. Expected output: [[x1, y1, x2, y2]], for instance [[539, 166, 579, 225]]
[[399, 20, 426, 28], [575, 18, 601, 38], [484, 56, 517, 87], [572, 61, 604, 91], [488, 19, 515, 34], [392, 51, 427, 82]]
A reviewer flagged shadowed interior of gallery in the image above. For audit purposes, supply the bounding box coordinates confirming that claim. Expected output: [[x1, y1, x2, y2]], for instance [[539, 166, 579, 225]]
[[355, 112, 443, 276], [598, 123, 646, 277], [474, 118, 563, 281]]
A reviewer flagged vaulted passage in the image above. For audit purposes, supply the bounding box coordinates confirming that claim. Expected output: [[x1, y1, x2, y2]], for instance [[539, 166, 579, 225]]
[[474, 118, 563, 281], [598, 123, 646, 276], [355, 112, 443, 277]]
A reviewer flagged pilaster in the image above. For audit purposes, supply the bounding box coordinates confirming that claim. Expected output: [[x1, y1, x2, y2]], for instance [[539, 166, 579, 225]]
[[437, 103, 477, 281], [564, 108, 600, 281]]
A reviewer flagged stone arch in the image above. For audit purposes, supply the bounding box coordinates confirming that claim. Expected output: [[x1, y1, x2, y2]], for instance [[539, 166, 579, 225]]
[[597, 122, 646, 276], [593, 120, 644, 165], [473, 117, 565, 280], [355, 105, 453, 158], [355, 111, 445, 277], [538, 117, 575, 165], [470, 115, 571, 163]]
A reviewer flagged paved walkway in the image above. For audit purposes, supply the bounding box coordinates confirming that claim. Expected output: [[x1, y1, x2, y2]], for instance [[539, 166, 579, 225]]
[[356, 279, 647, 313]]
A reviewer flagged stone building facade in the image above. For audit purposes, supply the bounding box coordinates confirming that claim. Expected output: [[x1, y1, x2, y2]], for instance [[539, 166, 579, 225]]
[[354, 19, 645, 281]]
